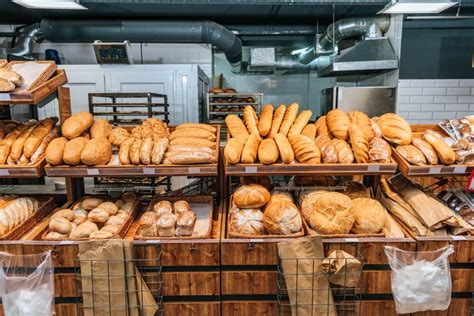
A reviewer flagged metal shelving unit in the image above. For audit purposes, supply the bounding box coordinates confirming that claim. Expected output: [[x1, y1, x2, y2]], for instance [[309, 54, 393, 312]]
[[205, 92, 263, 124]]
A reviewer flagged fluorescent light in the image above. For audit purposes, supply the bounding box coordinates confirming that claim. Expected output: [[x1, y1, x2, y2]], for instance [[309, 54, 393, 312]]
[[12, 0, 87, 9], [378, 0, 457, 14]]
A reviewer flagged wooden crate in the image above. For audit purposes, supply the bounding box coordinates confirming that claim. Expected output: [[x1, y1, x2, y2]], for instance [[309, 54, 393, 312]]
[[0, 157, 47, 178]]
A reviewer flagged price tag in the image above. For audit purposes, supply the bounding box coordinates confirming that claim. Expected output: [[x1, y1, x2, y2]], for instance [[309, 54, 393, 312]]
[[451, 236, 467, 241], [145, 240, 160, 244], [0, 169, 10, 176], [143, 167, 155, 175], [453, 166, 466, 174], [58, 240, 75, 245], [344, 238, 359, 243], [367, 165, 380, 172], [188, 167, 201, 174], [86, 168, 100, 176], [245, 166, 258, 173], [249, 239, 264, 243], [428, 167, 442, 175], [0, 94, 11, 101], [467, 170, 474, 192]]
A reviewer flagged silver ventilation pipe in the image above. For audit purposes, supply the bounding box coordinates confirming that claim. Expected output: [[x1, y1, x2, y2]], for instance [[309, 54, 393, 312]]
[[298, 15, 390, 65], [7, 23, 42, 60]]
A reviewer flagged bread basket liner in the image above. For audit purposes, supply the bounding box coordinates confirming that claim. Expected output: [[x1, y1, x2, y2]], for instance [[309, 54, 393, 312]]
[[7, 61, 57, 92], [0, 196, 55, 240], [227, 195, 305, 239], [40, 196, 141, 241], [134, 195, 213, 240]]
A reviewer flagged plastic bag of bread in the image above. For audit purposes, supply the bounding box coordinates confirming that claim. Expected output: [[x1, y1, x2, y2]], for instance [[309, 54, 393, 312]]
[[396, 145, 426, 166], [80, 138, 112, 166], [263, 200, 302, 235], [157, 213, 177, 237], [377, 113, 412, 145], [368, 137, 391, 163], [233, 184, 270, 208], [350, 198, 385, 234], [230, 208, 265, 235], [90, 119, 112, 140], [176, 211, 197, 236], [61, 112, 94, 139]]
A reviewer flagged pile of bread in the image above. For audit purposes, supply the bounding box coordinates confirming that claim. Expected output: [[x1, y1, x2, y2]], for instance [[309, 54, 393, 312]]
[[0, 118, 58, 165], [209, 87, 237, 94], [0, 196, 39, 236], [44, 192, 137, 240], [229, 184, 303, 236], [137, 200, 197, 237], [224, 104, 398, 165], [0, 65, 23, 92]]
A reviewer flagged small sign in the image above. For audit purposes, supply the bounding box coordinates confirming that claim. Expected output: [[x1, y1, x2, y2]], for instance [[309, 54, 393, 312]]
[[467, 170, 474, 192], [86, 168, 100, 176], [428, 167, 442, 175], [453, 166, 467, 174], [58, 240, 75, 245], [188, 167, 201, 174], [145, 240, 160, 244], [0, 94, 11, 101], [345, 238, 359, 243], [245, 166, 258, 173], [367, 165, 380, 172], [249, 239, 264, 243], [0, 169, 10, 176], [143, 167, 155, 175], [451, 236, 467, 241]]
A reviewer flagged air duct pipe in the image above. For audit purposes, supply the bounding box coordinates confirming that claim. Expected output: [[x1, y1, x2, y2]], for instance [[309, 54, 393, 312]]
[[298, 15, 390, 65], [7, 23, 42, 60]]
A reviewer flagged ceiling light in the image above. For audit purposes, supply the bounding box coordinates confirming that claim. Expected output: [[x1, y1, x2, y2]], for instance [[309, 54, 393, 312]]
[[378, 0, 457, 14], [12, 0, 87, 10]]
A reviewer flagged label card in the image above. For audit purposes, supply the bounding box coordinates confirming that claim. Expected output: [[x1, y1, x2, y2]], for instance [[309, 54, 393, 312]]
[[0, 169, 10, 176], [188, 167, 201, 174], [143, 167, 155, 175], [86, 168, 100, 176], [453, 166, 466, 174], [428, 167, 442, 175], [245, 166, 258, 173], [345, 238, 359, 243], [0, 94, 11, 101], [367, 165, 380, 172], [451, 236, 467, 241], [249, 239, 264, 243]]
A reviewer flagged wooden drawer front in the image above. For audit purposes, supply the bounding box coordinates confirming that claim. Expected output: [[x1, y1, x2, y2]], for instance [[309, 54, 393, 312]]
[[410, 298, 471, 316], [221, 241, 278, 265], [360, 301, 398, 316], [416, 240, 473, 263], [222, 301, 277, 316], [221, 271, 277, 295], [0, 243, 23, 255], [162, 271, 220, 296], [54, 273, 78, 297], [22, 244, 79, 268], [164, 302, 220, 316], [361, 270, 392, 294], [161, 243, 219, 266]]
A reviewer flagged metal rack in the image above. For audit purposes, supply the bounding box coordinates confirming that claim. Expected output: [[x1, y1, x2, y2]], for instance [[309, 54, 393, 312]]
[[205, 92, 263, 124]]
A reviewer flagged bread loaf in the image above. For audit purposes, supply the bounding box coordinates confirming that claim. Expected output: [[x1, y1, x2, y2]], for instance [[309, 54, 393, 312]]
[[224, 138, 246, 164], [98, 202, 118, 215], [0, 127, 25, 164], [119, 138, 134, 165], [140, 137, 153, 165], [176, 123, 216, 133], [109, 127, 130, 146], [169, 137, 216, 149], [348, 111, 375, 140], [263, 200, 302, 235], [233, 184, 270, 208], [167, 150, 216, 164], [30, 128, 59, 163], [315, 115, 330, 137], [157, 213, 177, 237], [0, 78, 15, 92], [62, 112, 94, 139], [45, 137, 68, 165], [169, 128, 216, 142], [69, 221, 99, 239], [81, 138, 112, 166], [396, 145, 426, 166], [0, 69, 22, 86], [412, 137, 439, 165], [422, 130, 455, 165], [230, 208, 265, 236], [368, 137, 391, 163], [278, 103, 299, 136], [258, 138, 279, 165], [288, 110, 312, 138], [370, 118, 383, 138], [289, 135, 321, 164], [267, 104, 286, 139], [49, 217, 72, 234], [351, 198, 385, 234], [23, 118, 56, 158], [315, 134, 338, 163], [241, 133, 261, 163], [176, 211, 196, 236], [301, 124, 316, 141], [53, 209, 75, 222], [327, 109, 350, 140], [63, 137, 89, 165], [349, 125, 369, 163], [81, 198, 103, 211], [243, 105, 260, 136], [331, 139, 354, 164], [377, 113, 412, 145], [88, 208, 110, 223], [10, 122, 38, 161], [258, 104, 274, 137], [129, 139, 142, 165], [151, 137, 168, 164], [153, 200, 173, 218], [274, 133, 294, 164], [226, 115, 249, 141], [90, 119, 112, 140]]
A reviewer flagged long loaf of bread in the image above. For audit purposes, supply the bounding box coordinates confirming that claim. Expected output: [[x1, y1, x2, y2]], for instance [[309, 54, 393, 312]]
[[278, 103, 299, 136], [267, 104, 286, 139], [288, 110, 312, 138], [9, 122, 39, 161], [30, 128, 59, 163], [23, 117, 56, 158], [258, 104, 274, 137]]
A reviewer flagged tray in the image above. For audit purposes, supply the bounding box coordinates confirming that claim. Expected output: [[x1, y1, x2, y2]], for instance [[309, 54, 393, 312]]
[[0, 157, 47, 178], [392, 124, 474, 177], [227, 195, 305, 239], [38, 195, 141, 241], [134, 196, 213, 240], [302, 216, 385, 239], [7, 61, 57, 92], [0, 196, 55, 240], [45, 125, 220, 177]]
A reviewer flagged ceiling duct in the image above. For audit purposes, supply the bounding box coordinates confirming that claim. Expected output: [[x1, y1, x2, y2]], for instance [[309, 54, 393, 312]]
[[7, 23, 42, 60]]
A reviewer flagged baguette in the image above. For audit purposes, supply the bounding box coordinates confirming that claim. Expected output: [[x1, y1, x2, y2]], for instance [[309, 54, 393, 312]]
[[23, 117, 56, 158], [140, 137, 153, 165], [301, 124, 316, 141], [169, 137, 216, 149], [0, 125, 28, 164], [30, 128, 59, 163], [258, 138, 279, 165], [169, 128, 216, 142], [412, 137, 438, 165], [167, 151, 216, 164], [278, 103, 299, 136], [288, 109, 312, 138], [241, 133, 261, 163], [129, 139, 142, 165], [267, 104, 286, 139], [175, 123, 216, 133], [258, 104, 274, 137], [243, 105, 260, 136], [225, 115, 249, 141], [274, 133, 294, 164], [151, 138, 169, 165], [119, 138, 134, 165], [9, 122, 38, 161], [422, 130, 455, 165], [167, 145, 213, 154], [224, 138, 246, 164]]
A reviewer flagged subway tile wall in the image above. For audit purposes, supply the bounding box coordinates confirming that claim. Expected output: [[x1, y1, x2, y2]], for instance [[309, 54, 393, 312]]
[[397, 80, 474, 124]]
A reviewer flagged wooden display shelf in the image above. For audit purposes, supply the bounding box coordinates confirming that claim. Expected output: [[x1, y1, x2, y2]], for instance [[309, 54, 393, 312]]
[[0, 157, 46, 178], [0, 69, 67, 105]]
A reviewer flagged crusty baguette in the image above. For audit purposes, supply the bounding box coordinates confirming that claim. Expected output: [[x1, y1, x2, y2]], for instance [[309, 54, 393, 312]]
[[278, 103, 299, 136], [23, 117, 56, 158], [241, 133, 261, 163], [301, 124, 316, 141], [0, 125, 28, 164], [267, 105, 286, 139], [258, 104, 274, 137], [274, 133, 294, 164], [170, 137, 216, 149], [288, 109, 312, 138], [175, 123, 216, 133], [169, 128, 216, 142], [9, 122, 39, 161], [225, 115, 249, 141], [30, 128, 59, 163], [243, 105, 260, 136]]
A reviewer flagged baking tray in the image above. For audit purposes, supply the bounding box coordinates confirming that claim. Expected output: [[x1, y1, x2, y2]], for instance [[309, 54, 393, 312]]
[[0, 157, 47, 178], [7, 61, 57, 92], [134, 195, 213, 240]]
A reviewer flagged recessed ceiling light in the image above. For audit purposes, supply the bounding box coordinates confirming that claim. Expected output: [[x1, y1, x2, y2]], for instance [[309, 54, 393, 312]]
[[378, 0, 457, 14], [12, 0, 87, 10]]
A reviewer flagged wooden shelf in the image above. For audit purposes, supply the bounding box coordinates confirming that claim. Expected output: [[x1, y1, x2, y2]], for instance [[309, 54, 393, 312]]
[[0, 158, 46, 178], [0, 69, 67, 105]]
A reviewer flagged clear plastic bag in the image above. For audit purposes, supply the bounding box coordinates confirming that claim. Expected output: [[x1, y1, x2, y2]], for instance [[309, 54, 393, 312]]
[[0, 251, 54, 316], [384, 245, 454, 314]]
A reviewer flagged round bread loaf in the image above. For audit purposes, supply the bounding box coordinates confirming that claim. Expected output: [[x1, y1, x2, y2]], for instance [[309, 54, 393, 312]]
[[63, 137, 89, 165], [61, 112, 94, 139], [233, 184, 270, 208], [90, 119, 112, 140], [263, 200, 302, 235], [300, 190, 330, 221], [377, 113, 412, 145], [350, 198, 385, 234], [81, 138, 112, 166], [230, 208, 265, 236]]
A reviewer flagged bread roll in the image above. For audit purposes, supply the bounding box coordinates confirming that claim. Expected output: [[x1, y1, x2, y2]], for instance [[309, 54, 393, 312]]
[[351, 198, 385, 234], [288, 110, 312, 138], [52, 209, 75, 221], [278, 103, 299, 136], [234, 184, 270, 208], [109, 127, 130, 146], [422, 130, 455, 165], [81, 138, 112, 166], [368, 137, 391, 163], [230, 208, 265, 235], [267, 104, 286, 139], [169, 137, 216, 149], [44, 231, 67, 240], [89, 231, 114, 239], [81, 198, 103, 211], [169, 128, 216, 142], [263, 200, 302, 235], [90, 119, 112, 140], [274, 133, 294, 164], [377, 113, 412, 145], [315, 115, 330, 137], [98, 202, 118, 215], [224, 138, 245, 164], [315, 134, 338, 163], [49, 217, 72, 234], [45, 137, 68, 165], [23, 118, 56, 158], [243, 105, 260, 136], [88, 208, 110, 223], [69, 221, 99, 239], [10, 122, 38, 161], [140, 137, 153, 165], [396, 145, 427, 166], [241, 133, 261, 164], [412, 137, 439, 165], [30, 128, 59, 164], [157, 213, 177, 237], [119, 137, 134, 165], [101, 224, 121, 235], [349, 125, 369, 163], [327, 109, 350, 140], [225, 115, 249, 141], [332, 139, 354, 164], [153, 200, 173, 218], [106, 215, 125, 226], [258, 139, 279, 165], [301, 124, 316, 141], [289, 135, 320, 164], [62, 112, 94, 139], [348, 111, 375, 140], [151, 137, 168, 165], [175, 123, 216, 133], [258, 104, 274, 137], [63, 137, 89, 165], [176, 211, 197, 236]]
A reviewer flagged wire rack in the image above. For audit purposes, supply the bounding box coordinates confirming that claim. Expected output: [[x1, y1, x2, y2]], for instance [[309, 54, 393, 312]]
[[277, 244, 364, 316], [74, 249, 163, 316]]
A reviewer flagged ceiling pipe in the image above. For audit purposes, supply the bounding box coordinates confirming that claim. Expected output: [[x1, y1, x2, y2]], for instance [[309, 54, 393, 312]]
[[7, 23, 42, 60], [298, 15, 390, 65]]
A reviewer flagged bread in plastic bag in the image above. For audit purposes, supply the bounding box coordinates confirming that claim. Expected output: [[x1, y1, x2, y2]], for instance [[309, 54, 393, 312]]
[[384, 245, 454, 314]]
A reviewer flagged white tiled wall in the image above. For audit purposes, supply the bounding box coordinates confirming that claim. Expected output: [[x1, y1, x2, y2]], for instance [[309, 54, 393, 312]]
[[397, 79, 474, 124]]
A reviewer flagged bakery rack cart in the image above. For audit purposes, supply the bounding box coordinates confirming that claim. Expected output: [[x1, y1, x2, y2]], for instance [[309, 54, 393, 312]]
[[205, 92, 263, 124]]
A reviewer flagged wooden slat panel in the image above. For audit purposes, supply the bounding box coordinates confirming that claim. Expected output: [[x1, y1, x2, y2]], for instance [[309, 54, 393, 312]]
[[416, 240, 473, 263], [22, 244, 79, 268], [162, 271, 220, 296], [411, 299, 471, 316], [221, 271, 278, 295], [360, 300, 398, 316], [54, 273, 78, 298], [0, 303, 79, 316], [222, 301, 277, 316], [161, 243, 219, 266], [361, 270, 392, 294], [164, 302, 220, 316], [221, 242, 278, 265]]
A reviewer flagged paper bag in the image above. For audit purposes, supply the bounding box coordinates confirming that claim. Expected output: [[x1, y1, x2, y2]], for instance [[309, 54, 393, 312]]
[[321, 250, 362, 288], [278, 236, 337, 316]]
